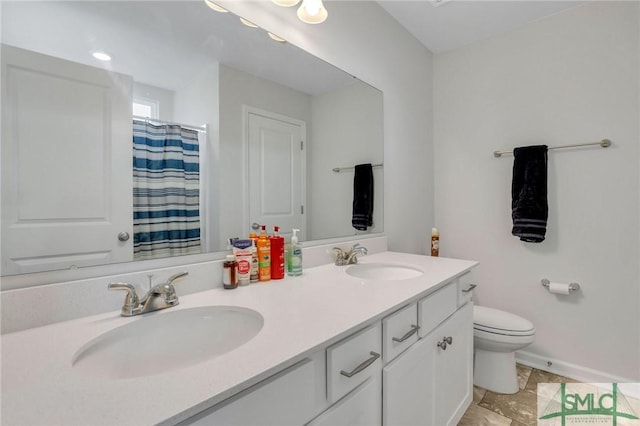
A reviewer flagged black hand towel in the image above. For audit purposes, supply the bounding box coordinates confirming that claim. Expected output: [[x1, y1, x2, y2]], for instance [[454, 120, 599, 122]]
[[511, 145, 548, 243], [352, 163, 374, 231]]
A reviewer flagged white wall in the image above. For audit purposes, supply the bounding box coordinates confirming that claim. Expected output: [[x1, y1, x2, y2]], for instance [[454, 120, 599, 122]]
[[309, 81, 384, 240], [218, 0, 435, 255], [173, 62, 221, 253], [434, 1, 639, 381]]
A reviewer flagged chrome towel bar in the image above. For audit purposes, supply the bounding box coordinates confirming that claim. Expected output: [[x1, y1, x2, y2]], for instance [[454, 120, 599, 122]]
[[493, 139, 611, 158]]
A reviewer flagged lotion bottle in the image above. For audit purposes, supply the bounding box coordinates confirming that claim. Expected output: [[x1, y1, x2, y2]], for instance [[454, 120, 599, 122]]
[[257, 225, 271, 281], [288, 228, 302, 276]]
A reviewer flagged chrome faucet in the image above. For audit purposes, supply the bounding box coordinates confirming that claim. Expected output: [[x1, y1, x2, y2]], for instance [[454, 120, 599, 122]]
[[333, 243, 368, 266], [108, 271, 188, 317]]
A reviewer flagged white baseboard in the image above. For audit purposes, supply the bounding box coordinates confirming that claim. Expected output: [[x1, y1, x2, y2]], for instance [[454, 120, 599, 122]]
[[515, 350, 637, 384]]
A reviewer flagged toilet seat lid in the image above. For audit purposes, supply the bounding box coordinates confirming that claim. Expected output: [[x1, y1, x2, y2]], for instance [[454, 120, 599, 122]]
[[474, 305, 535, 335]]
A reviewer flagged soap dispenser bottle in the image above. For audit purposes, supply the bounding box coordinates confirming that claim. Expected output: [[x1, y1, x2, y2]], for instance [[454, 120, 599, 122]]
[[288, 228, 302, 277]]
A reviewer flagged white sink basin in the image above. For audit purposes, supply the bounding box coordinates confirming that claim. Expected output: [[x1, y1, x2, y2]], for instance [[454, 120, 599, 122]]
[[346, 263, 423, 281], [72, 306, 263, 380]]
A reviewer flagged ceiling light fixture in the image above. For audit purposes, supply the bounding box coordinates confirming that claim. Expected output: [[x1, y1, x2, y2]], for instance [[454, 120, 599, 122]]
[[267, 32, 287, 43], [240, 17, 259, 28], [297, 0, 327, 24], [204, 0, 228, 13], [272, 0, 300, 6], [91, 51, 112, 61]]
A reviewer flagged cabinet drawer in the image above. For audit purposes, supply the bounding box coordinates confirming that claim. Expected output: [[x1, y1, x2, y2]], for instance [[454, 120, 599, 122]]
[[184, 358, 315, 425], [457, 272, 476, 307], [382, 303, 418, 363], [307, 377, 381, 426], [327, 323, 381, 403], [418, 283, 457, 338]]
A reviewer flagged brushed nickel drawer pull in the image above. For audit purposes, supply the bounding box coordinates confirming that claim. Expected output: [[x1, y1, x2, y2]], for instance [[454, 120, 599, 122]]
[[392, 325, 420, 343], [462, 284, 477, 293], [340, 351, 380, 378]]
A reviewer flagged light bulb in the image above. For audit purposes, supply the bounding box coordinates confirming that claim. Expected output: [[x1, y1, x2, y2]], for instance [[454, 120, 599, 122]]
[[297, 0, 327, 24], [272, 0, 300, 6], [204, 0, 228, 13]]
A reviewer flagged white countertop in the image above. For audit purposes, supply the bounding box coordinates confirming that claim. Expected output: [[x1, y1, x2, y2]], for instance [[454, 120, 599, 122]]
[[1, 251, 477, 425]]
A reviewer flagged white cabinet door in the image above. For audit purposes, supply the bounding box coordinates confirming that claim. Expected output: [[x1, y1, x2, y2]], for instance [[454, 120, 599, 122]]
[[383, 326, 439, 426], [434, 302, 474, 426], [383, 302, 473, 426], [307, 376, 381, 426], [1, 45, 133, 274]]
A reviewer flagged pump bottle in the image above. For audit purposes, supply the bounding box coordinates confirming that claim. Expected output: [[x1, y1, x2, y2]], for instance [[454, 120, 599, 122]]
[[288, 228, 303, 276]]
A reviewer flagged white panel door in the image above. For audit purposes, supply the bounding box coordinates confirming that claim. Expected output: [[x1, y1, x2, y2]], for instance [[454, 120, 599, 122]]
[[1, 46, 133, 274], [247, 109, 305, 239]]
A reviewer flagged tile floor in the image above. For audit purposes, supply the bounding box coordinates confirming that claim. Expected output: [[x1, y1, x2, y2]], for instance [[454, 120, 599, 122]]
[[458, 364, 578, 426]]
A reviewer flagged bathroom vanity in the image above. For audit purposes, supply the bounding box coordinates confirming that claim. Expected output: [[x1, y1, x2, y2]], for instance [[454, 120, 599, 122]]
[[1, 251, 477, 425]]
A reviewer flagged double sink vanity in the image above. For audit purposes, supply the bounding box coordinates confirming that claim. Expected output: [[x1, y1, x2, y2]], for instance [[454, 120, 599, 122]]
[[1, 249, 477, 425]]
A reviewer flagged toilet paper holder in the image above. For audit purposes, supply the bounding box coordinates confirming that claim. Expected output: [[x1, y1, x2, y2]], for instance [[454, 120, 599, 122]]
[[541, 278, 580, 292]]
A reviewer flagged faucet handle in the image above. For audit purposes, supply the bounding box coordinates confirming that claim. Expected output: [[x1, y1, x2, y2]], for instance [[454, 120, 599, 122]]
[[332, 247, 346, 266], [108, 282, 142, 316], [154, 271, 188, 303]]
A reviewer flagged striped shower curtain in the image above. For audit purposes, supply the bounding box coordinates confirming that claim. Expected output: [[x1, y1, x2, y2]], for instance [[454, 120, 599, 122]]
[[133, 119, 201, 260]]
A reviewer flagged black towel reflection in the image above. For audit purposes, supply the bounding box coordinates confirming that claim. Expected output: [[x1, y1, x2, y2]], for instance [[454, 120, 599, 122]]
[[352, 163, 374, 231]]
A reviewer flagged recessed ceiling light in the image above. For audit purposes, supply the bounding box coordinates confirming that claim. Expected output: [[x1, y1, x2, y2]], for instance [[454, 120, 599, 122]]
[[204, 0, 228, 13], [267, 32, 287, 43], [92, 51, 112, 61]]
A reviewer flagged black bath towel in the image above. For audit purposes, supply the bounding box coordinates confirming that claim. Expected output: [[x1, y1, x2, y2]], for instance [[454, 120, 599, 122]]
[[352, 163, 374, 231], [511, 145, 548, 243]]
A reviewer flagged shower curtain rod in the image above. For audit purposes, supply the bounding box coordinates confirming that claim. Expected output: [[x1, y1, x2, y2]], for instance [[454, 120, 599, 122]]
[[493, 139, 611, 158], [133, 115, 207, 133]]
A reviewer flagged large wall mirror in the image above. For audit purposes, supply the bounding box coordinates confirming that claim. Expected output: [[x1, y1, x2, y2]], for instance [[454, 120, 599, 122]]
[[0, 1, 383, 277]]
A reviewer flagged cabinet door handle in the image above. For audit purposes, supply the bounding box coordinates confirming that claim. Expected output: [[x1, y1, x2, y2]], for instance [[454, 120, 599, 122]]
[[461, 284, 477, 293], [340, 351, 380, 378], [392, 325, 420, 343]]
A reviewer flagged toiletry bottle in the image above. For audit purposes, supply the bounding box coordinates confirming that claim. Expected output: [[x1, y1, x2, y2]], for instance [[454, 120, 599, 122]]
[[232, 239, 253, 286], [270, 226, 285, 280], [249, 231, 259, 283], [250, 240, 259, 283], [222, 255, 238, 289], [257, 225, 271, 281], [431, 227, 439, 257], [288, 228, 302, 276]]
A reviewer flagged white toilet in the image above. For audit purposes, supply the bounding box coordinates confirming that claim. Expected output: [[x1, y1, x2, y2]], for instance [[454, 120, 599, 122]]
[[473, 305, 535, 394]]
